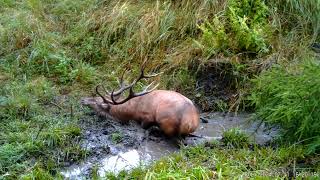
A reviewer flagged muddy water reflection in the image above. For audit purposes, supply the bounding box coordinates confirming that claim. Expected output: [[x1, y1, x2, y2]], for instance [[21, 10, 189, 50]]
[[61, 140, 178, 179], [98, 150, 142, 176], [99, 140, 178, 176]]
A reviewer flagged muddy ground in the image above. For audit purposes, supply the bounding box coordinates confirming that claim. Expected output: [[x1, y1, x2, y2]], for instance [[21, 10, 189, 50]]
[[60, 111, 279, 179]]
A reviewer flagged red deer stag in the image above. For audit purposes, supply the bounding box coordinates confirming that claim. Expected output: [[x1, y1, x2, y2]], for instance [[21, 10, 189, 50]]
[[81, 63, 199, 137]]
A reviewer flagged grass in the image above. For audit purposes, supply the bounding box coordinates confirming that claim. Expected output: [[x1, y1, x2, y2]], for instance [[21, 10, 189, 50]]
[[0, 0, 319, 178], [110, 132, 123, 144], [250, 57, 320, 154], [107, 142, 320, 179], [0, 77, 87, 178], [222, 128, 251, 148]]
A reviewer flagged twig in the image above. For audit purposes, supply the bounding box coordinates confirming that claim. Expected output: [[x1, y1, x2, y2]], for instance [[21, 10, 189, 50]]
[[70, 104, 74, 118]]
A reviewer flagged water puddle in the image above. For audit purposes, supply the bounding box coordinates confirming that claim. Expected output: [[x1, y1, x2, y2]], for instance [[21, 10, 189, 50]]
[[98, 150, 142, 176], [61, 138, 178, 179], [60, 112, 279, 179]]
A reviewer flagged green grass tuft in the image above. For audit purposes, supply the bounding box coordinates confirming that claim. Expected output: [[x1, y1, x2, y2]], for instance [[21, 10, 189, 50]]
[[110, 132, 123, 144], [222, 128, 251, 148]]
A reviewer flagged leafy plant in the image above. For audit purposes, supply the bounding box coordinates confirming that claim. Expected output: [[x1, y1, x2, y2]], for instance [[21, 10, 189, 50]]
[[196, 0, 270, 57]]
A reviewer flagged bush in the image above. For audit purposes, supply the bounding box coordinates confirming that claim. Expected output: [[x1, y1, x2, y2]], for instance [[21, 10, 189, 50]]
[[196, 0, 270, 58], [250, 58, 320, 153]]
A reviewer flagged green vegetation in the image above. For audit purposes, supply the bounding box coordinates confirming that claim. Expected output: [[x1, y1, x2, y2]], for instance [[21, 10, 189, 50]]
[[1, 0, 319, 178], [107, 142, 319, 179], [250, 58, 320, 154], [222, 128, 251, 148], [0, 76, 87, 178], [110, 132, 123, 144], [196, 0, 270, 57]]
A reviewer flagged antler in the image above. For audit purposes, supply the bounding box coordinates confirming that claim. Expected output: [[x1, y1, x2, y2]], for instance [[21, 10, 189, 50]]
[[110, 61, 160, 105], [95, 85, 113, 104], [95, 61, 160, 105], [95, 67, 131, 103]]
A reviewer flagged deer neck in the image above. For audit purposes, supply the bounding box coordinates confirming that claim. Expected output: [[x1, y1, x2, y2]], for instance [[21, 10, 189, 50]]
[[109, 99, 139, 121]]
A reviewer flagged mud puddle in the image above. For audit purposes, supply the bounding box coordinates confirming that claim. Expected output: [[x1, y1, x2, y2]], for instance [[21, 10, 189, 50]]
[[60, 112, 279, 179]]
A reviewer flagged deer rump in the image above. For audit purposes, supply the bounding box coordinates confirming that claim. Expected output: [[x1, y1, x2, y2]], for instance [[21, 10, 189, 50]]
[[82, 90, 200, 137], [81, 61, 200, 137]]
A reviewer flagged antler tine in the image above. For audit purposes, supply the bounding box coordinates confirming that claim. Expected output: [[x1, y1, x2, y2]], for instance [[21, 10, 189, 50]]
[[119, 67, 129, 87], [134, 61, 161, 83], [111, 82, 159, 105], [96, 85, 114, 104], [111, 65, 158, 99], [109, 60, 161, 105], [135, 82, 159, 96], [113, 67, 131, 96]]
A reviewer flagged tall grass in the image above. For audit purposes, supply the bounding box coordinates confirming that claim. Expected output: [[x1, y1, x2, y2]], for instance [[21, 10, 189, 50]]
[[250, 57, 320, 153], [268, 0, 320, 41], [247, 0, 320, 154]]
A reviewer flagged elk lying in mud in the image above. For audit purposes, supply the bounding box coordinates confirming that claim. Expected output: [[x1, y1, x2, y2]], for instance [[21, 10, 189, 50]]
[[81, 63, 199, 137]]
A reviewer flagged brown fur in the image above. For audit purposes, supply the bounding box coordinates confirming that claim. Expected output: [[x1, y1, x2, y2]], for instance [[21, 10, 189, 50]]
[[81, 90, 200, 136]]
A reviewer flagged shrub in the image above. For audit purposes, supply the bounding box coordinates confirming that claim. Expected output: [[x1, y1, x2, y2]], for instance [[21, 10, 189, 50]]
[[196, 0, 270, 58], [228, 0, 269, 53], [250, 58, 320, 153]]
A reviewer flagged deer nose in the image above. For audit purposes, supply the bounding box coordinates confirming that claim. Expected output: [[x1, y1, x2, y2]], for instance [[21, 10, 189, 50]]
[[80, 98, 93, 105]]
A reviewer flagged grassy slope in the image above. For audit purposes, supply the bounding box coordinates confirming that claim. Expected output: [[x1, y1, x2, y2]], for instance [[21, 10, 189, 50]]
[[0, 0, 319, 179]]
